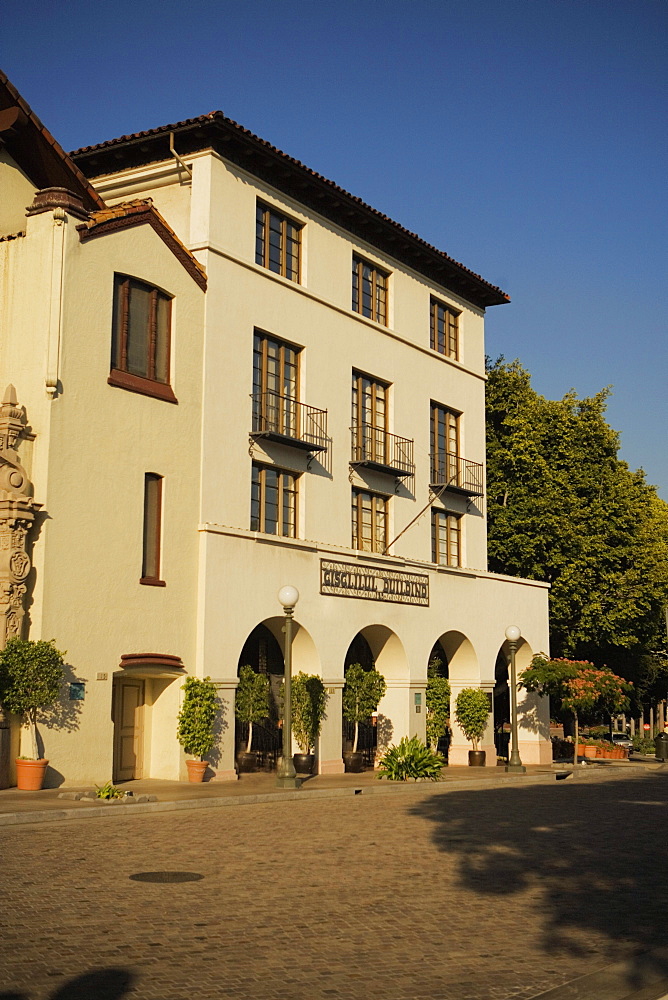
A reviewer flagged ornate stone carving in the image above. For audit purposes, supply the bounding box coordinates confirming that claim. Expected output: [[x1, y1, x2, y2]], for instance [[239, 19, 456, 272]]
[[0, 387, 40, 649]]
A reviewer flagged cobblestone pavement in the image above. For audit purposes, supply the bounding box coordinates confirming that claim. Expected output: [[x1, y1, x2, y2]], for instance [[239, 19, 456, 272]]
[[2, 770, 668, 1000]]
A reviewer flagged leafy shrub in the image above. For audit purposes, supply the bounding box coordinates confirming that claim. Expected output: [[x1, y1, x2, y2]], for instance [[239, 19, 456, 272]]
[[0, 638, 65, 760], [342, 664, 386, 753], [632, 735, 656, 755], [177, 676, 218, 759], [454, 688, 490, 750], [235, 665, 270, 753], [377, 736, 445, 781], [292, 672, 327, 754], [95, 780, 124, 799]]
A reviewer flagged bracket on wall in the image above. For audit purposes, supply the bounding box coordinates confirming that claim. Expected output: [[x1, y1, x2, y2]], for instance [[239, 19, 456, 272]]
[[248, 434, 256, 459]]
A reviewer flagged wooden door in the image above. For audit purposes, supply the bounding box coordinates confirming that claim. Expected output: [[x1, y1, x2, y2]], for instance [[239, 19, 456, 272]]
[[113, 678, 144, 781]]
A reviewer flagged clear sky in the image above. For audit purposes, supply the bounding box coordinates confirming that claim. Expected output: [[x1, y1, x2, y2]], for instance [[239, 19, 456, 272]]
[[3, 0, 666, 496]]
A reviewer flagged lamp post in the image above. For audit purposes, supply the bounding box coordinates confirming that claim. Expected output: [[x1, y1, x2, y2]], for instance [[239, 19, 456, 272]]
[[505, 625, 525, 773], [276, 585, 300, 789]]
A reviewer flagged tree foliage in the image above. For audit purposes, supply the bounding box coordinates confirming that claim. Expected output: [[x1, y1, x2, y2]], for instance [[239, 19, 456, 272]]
[[235, 665, 270, 753], [176, 676, 218, 760], [426, 658, 451, 751], [342, 663, 387, 753], [486, 358, 668, 697], [291, 672, 327, 754], [0, 638, 65, 760], [454, 688, 490, 750]]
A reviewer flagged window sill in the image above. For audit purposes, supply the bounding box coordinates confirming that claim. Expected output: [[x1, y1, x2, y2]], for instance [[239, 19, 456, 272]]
[[108, 369, 178, 404], [140, 578, 166, 587]]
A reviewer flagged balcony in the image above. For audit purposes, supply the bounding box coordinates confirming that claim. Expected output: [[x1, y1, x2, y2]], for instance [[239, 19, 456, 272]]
[[350, 425, 414, 478], [251, 392, 328, 453], [430, 453, 484, 496]]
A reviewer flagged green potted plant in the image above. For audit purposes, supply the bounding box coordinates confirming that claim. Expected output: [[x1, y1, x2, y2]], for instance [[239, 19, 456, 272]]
[[454, 687, 490, 766], [235, 664, 270, 773], [342, 663, 386, 772], [291, 672, 327, 775], [0, 638, 65, 790], [176, 676, 218, 782]]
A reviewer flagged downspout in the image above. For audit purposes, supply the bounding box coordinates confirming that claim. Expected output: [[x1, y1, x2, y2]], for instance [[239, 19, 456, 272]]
[[45, 208, 66, 397], [169, 132, 193, 182]]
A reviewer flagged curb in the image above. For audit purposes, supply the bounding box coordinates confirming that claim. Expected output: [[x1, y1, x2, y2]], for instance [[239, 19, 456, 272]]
[[0, 765, 651, 828]]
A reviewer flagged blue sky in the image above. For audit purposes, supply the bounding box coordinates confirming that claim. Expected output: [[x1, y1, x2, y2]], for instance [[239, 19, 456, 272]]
[[3, 0, 666, 496]]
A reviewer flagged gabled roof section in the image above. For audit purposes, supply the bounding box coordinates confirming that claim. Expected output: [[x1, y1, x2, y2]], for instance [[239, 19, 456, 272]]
[[0, 70, 105, 213], [77, 199, 207, 290], [70, 112, 509, 309]]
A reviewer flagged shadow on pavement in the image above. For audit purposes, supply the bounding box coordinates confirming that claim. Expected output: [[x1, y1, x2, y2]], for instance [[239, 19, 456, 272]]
[[0, 968, 134, 1000], [409, 772, 668, 993]]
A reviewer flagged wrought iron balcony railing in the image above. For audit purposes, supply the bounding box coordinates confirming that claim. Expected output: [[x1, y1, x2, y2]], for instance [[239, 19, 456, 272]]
[[251, 392, 328, 452], [350, 425, 414, 478], [430, 453, 484, 496]]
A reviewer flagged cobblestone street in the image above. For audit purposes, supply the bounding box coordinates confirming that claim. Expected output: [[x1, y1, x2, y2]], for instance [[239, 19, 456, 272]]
[[2, 770, 668, 1000]]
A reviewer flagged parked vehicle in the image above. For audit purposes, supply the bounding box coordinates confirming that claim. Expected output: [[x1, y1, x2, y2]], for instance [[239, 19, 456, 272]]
[[610, 732, 633, 750]]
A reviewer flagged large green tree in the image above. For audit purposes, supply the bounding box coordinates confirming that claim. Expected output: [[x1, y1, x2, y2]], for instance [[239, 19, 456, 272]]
[[485, 358, 668, 695]]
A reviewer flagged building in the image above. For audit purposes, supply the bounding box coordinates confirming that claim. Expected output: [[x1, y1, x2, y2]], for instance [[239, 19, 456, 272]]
[[0, 71, 551, 787]]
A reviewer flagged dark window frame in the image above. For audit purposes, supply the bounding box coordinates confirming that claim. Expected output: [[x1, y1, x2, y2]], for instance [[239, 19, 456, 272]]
[[255, 201, 302, 282], [251, 462, 298, 538], [141, 473, 165, 586], [430, 401, 460, 482], [110, 274, 176, 404], [352, 254, 389, 325], [430, 298, 460, 360], [431, 509, 462, 567], [351, 487, 388, 554]]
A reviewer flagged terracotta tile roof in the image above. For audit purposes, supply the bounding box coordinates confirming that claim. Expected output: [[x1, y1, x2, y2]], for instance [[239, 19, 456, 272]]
[[71, 112, 509, 308], [0, 70, 105, 212], [78, 199, 207, 290]]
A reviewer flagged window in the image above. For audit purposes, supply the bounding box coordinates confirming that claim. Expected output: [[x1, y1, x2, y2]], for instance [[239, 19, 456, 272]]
[[141, 474, 165, 585], [255, 202, 301, 281], [251, 463, 297, 537], [430, 402, 459, 484], [110, 275, 175, 402], [431, 510, 462, 567], [430, 299, 459, 360], [253, 331, 299, 436], [351, 488, 388, 553], [352, 255, 388, 325], [351, 370, 388, 464]]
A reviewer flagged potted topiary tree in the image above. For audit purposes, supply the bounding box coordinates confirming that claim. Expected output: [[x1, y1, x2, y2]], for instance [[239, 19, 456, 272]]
[[342, 663, 387, 772], [176, 676, 218, 782], [291, 672, 327, 775], [426, 661, 451, 756], [454, 687, 490, 766], [0, 637, 65, 790], [235, 664, 270, 773]]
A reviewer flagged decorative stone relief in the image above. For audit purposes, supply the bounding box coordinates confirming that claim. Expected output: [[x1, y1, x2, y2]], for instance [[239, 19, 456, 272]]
[[0, 385, 40, 650]]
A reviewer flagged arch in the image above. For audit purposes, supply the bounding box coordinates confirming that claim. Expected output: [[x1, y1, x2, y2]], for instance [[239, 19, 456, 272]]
[[343, 624, 408, 681], [433, 630, 479, 684], [428, 639, 449, 678], [235, 617, 321, 770]]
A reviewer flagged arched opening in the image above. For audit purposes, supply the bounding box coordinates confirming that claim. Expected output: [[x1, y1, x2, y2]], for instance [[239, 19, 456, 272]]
[[236, 623, 284, 770], [493, 650, 510, 761]]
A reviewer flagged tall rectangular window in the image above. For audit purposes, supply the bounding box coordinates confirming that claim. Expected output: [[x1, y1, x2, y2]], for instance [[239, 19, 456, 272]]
[[111, 276, 174, 401], [432, 510, 462, 567], [352, 255, 388, 325], [430, 402, 459, 484], [141, 474, 164, 585], [253, 331, 300, 436], [430, 299, 459, 360], [351, 488, 388, 553], [351, 370, 388, 465], [255, 202, 301, 281], [251, 463, 297, 537]]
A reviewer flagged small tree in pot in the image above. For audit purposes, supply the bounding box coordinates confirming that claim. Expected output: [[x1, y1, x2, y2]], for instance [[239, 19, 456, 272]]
[[235, 664, 270, 772], [0, 638, 65, 790], [291, 672, 327, 775], [177, 676, 218, 782], [454, 687, 490, 766], [426, 662, 451, 755], [342, 663, 386, 772]]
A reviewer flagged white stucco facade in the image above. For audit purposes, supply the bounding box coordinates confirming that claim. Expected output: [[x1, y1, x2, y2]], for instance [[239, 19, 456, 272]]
[[0, 80, 551, 787]]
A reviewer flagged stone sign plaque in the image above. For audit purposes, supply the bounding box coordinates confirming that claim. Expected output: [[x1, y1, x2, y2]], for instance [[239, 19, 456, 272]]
[[320, 559, 429, 606]]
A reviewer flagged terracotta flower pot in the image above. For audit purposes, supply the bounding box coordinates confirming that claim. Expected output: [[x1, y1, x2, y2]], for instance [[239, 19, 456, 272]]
[[185, 759, 208, 783], [576, 744, 586, 756], [16, 758, 48, 791], [584, 745, 597, 758]]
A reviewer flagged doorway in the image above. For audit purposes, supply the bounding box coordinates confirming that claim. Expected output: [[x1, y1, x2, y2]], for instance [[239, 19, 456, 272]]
[[112, 677, 145, 781]]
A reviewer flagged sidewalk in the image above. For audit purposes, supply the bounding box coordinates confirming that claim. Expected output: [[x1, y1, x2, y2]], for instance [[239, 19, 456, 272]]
[[1, 757, 664, 827]]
